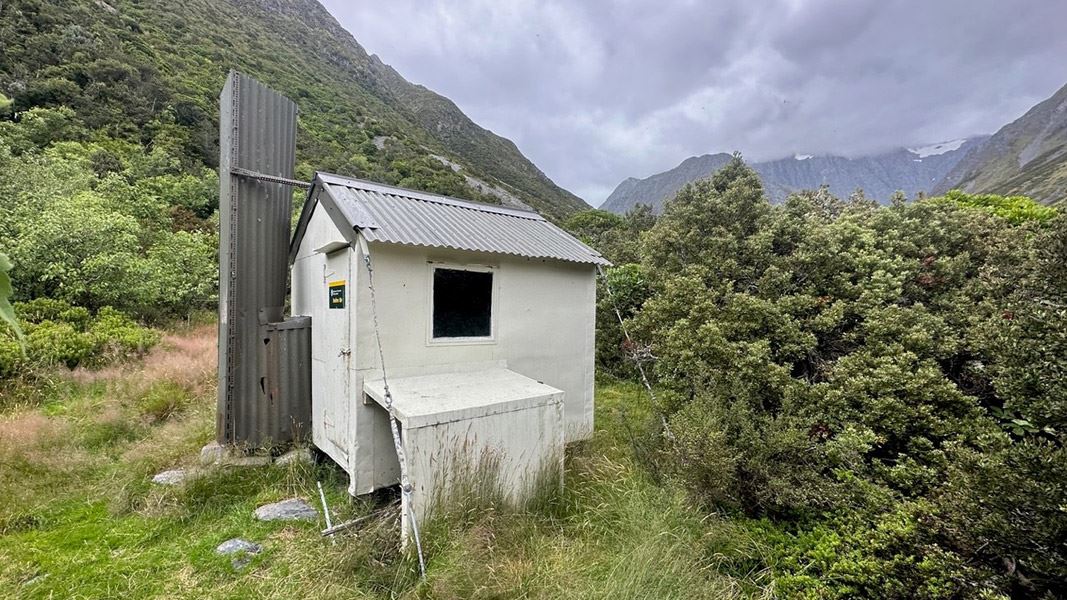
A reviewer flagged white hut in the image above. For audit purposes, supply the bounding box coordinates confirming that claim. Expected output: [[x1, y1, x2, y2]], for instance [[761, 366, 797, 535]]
[[289, 173, 608, 521]]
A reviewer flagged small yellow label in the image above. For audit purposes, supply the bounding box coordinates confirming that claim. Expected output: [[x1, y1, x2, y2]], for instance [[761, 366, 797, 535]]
[[328, 281, 346, 309]]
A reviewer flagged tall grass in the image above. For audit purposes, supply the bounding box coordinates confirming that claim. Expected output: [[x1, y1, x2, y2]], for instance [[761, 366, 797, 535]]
[[0, 327, 772, 599]]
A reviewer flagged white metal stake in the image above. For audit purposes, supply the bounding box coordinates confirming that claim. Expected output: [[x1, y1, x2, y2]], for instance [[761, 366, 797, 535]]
[[317, 481, 335, 545]]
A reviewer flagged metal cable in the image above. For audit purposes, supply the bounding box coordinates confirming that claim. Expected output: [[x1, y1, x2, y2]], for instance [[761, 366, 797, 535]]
[[357, 233, 428, 579], [596, 265, 673, 440]]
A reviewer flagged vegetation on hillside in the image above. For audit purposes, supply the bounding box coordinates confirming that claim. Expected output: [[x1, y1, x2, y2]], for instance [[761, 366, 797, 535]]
[[936, 82, 1067, 206], [587, 159, 1066, 598], [0, 0, 584, 219], [0, 0, 592, 387]]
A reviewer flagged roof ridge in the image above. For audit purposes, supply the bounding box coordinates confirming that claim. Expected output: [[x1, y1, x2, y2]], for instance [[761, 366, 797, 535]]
[[315, 172, 545, 221]]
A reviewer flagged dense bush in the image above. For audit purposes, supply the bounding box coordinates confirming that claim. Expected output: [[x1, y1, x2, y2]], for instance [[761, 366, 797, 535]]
[[595, 263, 652, 377], [565, 206, 656, 376], [564, 204, 656, 265], [617, 157, 1065, 597], [2, 299, 159, 376], [939, 189, 1058, 224], [0, 126, 219, 321]]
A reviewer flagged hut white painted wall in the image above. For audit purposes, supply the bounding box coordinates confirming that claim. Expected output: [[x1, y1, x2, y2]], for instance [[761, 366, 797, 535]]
[[291, 207, 356, 477], [292, 205, 597, 496]]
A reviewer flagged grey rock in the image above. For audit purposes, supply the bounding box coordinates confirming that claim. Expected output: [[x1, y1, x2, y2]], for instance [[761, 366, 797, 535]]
[[254, 498, 318, 522], [151, 468, 189, 486], [22, 573, 49, 586], [216, 538, 262, 555], [232, 555, 253, 569], [199, 442, 228, 466], [200, 442, 271, 467], [275, 447, 313, 466]]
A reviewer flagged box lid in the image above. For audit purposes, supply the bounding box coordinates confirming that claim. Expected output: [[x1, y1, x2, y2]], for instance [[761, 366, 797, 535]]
[[362, 367, 563, 429]]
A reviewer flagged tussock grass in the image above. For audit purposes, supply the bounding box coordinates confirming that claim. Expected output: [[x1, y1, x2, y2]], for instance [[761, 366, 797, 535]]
[[0, 328, 771, 598]]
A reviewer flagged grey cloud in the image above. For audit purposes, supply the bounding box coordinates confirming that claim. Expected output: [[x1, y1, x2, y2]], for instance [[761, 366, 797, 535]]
[[322, 0, 1067, 206]]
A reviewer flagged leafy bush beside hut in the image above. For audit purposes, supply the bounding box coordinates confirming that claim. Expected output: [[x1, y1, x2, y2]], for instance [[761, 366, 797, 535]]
[[592, 157, 1065, 598]]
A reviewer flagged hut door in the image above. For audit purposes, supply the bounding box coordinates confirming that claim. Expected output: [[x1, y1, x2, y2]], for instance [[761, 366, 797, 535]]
[[322, 249, 350, 454]]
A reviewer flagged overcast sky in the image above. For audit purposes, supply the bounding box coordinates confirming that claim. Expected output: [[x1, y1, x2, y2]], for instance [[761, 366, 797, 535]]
[[322, 0, 1067, 206]]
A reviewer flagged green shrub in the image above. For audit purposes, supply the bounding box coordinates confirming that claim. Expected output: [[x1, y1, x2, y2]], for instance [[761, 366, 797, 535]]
[[14, 297, 72, 323], [629, 157, 1067, 597], [596, 263, 651, 376], [88, 306, 161, 360], [938, 189, 1057, 224], [756, 502, 991, 599], [0, 337, 25, 378], [27, 321, 94, 369], [1, 305, 159, 378], [58, 306, 92, 331], [935, 439, 1067, 595]]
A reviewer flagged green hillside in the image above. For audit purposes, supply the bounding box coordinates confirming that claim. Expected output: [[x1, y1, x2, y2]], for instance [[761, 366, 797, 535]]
[[936, 82, 1067, 206], [0, 0, 585, 219]]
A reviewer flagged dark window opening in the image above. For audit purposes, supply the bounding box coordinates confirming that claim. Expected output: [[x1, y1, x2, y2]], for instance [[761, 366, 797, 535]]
[[432, 268, 492, 338]]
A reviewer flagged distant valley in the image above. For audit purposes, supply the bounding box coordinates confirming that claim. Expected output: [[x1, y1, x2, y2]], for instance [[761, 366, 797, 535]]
[[603, 82, 1067, 213]]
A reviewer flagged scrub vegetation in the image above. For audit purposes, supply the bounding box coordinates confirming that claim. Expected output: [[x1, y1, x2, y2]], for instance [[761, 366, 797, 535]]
[[0, 0, 583, 222], [576, 157, 1067, 599]]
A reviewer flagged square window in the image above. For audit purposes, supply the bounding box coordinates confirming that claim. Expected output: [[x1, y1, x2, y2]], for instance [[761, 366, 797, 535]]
[[432, 267, 493, 339]]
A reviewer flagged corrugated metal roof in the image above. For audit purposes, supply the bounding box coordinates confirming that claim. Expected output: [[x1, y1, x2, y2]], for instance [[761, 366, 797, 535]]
[[292, 173, 609, 266]]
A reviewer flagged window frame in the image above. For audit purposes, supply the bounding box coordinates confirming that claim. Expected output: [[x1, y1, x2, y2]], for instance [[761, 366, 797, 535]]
[[426, 262, 498, 346]]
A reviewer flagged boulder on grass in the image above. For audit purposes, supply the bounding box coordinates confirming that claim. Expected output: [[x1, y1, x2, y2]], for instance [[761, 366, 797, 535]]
[[216, 538, 262, 555], [253, 498, 318, 522], [151, 468, 189, 486], [275, 448, 314, 466]]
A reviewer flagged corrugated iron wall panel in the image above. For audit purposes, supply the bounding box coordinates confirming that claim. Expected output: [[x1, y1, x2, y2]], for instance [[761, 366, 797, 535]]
[[217, 71, 303, 446], [261, 317, 312, 445]]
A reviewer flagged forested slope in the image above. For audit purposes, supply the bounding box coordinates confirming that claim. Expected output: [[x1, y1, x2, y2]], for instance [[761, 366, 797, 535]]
[[0, 0, 585, 218]]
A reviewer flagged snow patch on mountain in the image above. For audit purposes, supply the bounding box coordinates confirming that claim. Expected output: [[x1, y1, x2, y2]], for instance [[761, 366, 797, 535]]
[[908, 139, 967, 158]]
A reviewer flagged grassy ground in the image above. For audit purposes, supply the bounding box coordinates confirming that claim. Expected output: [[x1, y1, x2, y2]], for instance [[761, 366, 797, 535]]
[[0, 324, 771, 599]]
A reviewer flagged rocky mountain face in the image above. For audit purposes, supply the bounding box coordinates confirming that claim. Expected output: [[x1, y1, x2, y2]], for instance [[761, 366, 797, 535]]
[[934, 82, 1067, 205], [602, 138, 987, 213], [245, 0, 588, 218], [604, 153, 734, 214]]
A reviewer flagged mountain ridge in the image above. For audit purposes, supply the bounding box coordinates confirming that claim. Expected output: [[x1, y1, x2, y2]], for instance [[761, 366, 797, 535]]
[[602, 138, 987, 213], [934, 82, 1067, 205]]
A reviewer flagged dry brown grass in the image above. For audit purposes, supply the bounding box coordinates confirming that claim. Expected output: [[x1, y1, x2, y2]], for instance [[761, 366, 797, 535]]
[[0, 411, 97, 474], [68, 323, 217, 395], [0, 325, 219, 523], [0, 412, 65, 448]]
